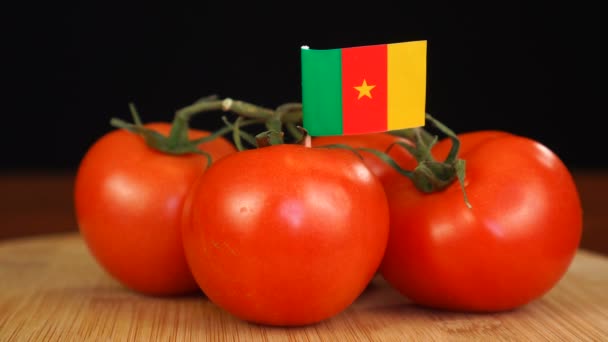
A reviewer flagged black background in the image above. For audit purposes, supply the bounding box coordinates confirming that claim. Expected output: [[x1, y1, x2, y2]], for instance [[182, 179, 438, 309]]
[[3, 3, 604, 171]]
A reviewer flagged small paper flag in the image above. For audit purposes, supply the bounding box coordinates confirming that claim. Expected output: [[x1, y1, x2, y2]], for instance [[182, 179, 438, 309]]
[[301, 40, 427, 136]]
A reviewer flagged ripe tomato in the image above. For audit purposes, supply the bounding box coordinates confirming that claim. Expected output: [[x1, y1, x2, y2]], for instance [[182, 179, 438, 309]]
[[74, 122, 236, 295], [312, 132, 417, 188], [379, 130, 583, 311], [181, 144, 390, 326]]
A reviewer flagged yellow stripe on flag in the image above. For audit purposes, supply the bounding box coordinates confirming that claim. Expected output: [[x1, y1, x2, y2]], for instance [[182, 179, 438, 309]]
[[387, 41, 427, 130]]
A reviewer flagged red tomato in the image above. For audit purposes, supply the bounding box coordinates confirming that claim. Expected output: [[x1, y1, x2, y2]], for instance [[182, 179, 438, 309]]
[[74, 122, 236, 295], [380, 130, 583, 311], [182, 144, 390, 326], [312, 133, 417, 188]]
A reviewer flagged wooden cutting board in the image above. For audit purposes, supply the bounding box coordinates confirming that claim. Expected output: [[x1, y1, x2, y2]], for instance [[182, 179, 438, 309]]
[[1, 233, 607, 341]]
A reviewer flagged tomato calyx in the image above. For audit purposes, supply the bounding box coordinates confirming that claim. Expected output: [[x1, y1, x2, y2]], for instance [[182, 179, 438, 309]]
[[327, 114, 470, 208], [110, 96, 262, 163], [389, 113, 471, 208], [110, 103, 212, 163]]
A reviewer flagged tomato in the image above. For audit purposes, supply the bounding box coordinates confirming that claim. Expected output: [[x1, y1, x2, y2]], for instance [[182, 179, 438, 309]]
[[74, 122, 236, 295], [379, 130, 583, 311], [312, 132, 417, 188], [181, 144, 390, 326]]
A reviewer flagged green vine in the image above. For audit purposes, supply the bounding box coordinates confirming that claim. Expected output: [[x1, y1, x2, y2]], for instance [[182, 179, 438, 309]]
[[112, 95, 470, 207]]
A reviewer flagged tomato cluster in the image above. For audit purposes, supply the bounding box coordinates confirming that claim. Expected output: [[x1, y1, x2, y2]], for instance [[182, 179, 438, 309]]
[[74, 102, 583, 326]]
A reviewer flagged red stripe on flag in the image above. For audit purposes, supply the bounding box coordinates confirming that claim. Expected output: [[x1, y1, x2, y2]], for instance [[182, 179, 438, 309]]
[[341, 44, 387, 134]]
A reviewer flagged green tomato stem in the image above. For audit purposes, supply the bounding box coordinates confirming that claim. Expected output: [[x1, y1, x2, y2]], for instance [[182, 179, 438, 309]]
[[120, 95, 471, 208]]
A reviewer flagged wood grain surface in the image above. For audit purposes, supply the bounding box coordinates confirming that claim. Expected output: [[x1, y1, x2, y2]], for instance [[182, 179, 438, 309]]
[[1, 233, 607, 341]]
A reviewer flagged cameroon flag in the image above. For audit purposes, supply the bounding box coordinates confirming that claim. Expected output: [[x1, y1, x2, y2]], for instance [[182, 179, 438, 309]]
[[301, 40, 427, 136]]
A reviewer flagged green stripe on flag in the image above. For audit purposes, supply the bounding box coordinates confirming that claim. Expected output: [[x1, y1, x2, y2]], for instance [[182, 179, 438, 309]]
[[301, 47, 343, 136]]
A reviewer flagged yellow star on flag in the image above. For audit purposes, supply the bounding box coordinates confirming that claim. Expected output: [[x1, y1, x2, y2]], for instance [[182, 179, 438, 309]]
[[354, 79, 376, 99]]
